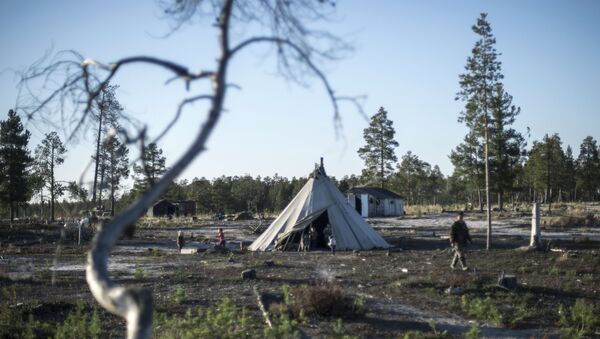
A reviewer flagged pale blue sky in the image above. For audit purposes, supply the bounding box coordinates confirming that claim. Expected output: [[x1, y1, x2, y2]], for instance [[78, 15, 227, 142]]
[[1, 1, 599, 187]]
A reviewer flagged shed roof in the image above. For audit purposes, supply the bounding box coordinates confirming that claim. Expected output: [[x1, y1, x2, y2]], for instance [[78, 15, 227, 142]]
[[348, 187, 403, 200]]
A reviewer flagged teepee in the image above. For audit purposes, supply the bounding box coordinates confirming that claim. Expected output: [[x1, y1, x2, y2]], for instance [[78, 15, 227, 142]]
[[249, 160, 390, 251]]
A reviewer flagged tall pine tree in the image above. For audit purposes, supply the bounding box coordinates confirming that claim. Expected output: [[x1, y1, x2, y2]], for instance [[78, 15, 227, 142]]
[[133, 142, 166, 196], [35, 132, 67, 221], [92, 85, 123, 206], [357, 107, 398, 188], [576, 136, 600, 201], [0, 110, 33, 221], [456, 13, 514, 249], [100, 137, 130, 216]]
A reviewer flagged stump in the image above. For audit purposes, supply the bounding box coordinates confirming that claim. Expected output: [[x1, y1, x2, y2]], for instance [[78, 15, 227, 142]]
[[264, 260, 275, 267], [241, 269, 256, 280], [498, 271, 517, 289]]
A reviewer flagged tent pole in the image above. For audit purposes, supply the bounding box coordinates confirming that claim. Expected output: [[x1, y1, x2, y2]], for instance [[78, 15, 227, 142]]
[[283, 233, 292, 251]]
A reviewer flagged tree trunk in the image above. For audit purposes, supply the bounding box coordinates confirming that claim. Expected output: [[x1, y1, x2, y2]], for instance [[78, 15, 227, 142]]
[[50, 146, 55, 222], [477, 189, 483, 212], [548, 188, 552, 214], [98, 165, 105, 210], [498, 191, 504, 211], [92, 101, 104, 205], [380, 133, 384, 189], [110, 181, 116, 217], [484, 119, 492, 250], [110, 153, 116, 216]]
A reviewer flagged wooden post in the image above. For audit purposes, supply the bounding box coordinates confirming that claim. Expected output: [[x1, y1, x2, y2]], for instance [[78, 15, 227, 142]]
[[530, 202, 541, 249]]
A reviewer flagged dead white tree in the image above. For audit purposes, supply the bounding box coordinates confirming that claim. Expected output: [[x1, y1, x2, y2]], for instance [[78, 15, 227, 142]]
[[17, 1, 362, 338]]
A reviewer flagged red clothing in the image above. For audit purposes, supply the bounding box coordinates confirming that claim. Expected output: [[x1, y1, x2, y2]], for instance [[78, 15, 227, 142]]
[[218, 230, 225, 242]]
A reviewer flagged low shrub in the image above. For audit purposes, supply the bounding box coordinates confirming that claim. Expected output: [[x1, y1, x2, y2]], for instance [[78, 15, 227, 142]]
[[460, 295, 503, 326], [55, 301, 101, 339], [154, 298, 259, 339], [558, 299, 599, 338], [174, 286, 186, 305]]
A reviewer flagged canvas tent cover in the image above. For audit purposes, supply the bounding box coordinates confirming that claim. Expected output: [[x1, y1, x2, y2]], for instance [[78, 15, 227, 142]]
[[249, 165, 390, 251]]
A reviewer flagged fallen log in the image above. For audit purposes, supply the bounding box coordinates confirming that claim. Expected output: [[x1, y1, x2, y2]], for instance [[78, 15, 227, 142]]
[[253, 286, 273, 329]]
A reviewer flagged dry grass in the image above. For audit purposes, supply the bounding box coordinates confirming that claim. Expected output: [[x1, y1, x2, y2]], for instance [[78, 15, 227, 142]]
[[543, 214, 597, 228]]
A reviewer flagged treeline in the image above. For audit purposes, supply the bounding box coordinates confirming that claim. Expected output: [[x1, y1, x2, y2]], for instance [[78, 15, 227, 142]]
[[119, 174, 364, 215]]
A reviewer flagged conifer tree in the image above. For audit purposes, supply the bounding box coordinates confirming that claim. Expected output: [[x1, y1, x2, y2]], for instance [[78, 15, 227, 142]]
[[0, 110, 33, 221], [525, 134, 565, 212], [576, 136, 600, 200], [357, 107, 398, 188], [132, 143, 166, 196], [101, 137, 130, 216], [456, 13, 506, 249], [92, 85, 123, 205], [34, 132, 67, 221], [562, 146, 577, 201], [489, 83, 525, 210]]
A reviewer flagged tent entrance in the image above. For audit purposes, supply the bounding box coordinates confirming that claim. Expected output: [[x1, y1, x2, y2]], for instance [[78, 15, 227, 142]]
[[275, 209, 331, 251], [311, 210, 329, 248]]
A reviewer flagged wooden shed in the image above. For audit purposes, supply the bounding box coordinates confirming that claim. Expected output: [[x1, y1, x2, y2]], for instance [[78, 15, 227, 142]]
[[346, 187, 404, 218], [146, 199, 178, 218], [173, 201, 197, 216]]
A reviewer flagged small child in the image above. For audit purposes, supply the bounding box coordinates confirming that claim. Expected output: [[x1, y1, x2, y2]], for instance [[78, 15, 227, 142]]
[[217, 228, 226, 248], [328, 235, 336, 255]]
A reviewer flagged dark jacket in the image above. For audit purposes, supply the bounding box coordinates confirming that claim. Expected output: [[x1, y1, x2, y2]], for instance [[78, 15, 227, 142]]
[[450, 220, 471, 246]]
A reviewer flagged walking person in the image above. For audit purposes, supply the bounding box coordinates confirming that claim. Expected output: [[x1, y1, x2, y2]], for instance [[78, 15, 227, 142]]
[[328, 234, 336, 255], [450, 211, 472, 271]]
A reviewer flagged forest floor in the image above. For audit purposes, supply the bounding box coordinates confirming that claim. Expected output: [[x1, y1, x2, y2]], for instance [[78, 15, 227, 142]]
[[1, 206, 600, 338]]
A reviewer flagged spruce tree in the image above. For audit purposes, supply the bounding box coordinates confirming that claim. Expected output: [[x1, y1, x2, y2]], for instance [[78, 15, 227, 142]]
[[357, 107, 398, 188], [0, 110, 33, 221], [35, 132, 67, 221]]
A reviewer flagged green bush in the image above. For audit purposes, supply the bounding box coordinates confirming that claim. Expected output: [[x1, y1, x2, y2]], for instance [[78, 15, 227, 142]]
[[558, 299, 599, 338], [460, 295, 503, 326], [174, 286, 186, 305], [0, 286, 52, 339], [465, 322, 481, 339], [155, 298, 267, 339], [55, 301, 101, 339]]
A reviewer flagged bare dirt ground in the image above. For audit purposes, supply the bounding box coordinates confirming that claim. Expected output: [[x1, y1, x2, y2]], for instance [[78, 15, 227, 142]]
[[1, 210, 599, 338]]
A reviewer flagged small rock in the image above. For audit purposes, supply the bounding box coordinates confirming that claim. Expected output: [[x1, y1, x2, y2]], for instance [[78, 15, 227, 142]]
[[353, 250, 360, 255], [401, 268, 408, 273], [264, 260, 275, 267], [241, 269, 256, 280]]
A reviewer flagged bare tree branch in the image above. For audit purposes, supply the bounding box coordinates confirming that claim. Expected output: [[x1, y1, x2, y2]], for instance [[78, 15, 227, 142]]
[[18, 1, 360, 338], [151, 94, 213, 145], [86, 1, 235, 338]]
